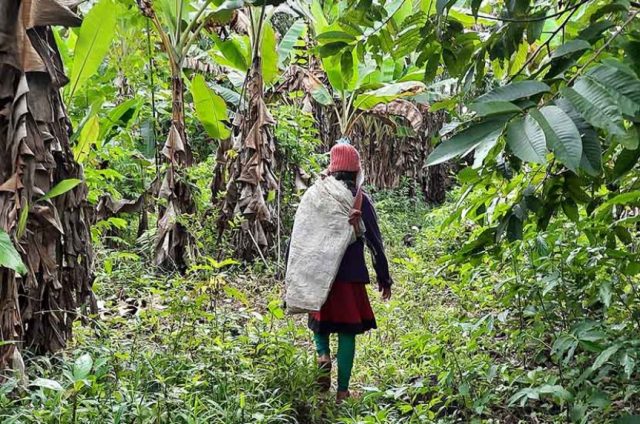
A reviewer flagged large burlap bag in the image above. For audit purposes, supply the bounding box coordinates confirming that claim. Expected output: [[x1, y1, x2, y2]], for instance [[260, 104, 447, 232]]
[[285, 176, 362, 314]]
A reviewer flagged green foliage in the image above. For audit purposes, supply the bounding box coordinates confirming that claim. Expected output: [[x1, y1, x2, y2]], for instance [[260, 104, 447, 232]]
[[0, 229, 27, 275], [40, 179, 83, 202], [67, 0, 118, 100], [190, 74, 231, 139], [505, 114, 547, 164], [277, 20, 306, 66], [261, 22, 279, 85]]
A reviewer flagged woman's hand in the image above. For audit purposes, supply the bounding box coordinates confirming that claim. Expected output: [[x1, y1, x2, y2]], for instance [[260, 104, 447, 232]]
[[379, 284, 391, 301]]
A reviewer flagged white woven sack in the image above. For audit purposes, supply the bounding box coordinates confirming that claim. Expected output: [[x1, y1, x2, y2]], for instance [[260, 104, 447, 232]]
[[285, 176, 358, 314]]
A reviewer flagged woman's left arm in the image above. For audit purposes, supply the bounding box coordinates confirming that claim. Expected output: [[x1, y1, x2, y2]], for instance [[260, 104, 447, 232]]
[[361, 195, 393, 294]]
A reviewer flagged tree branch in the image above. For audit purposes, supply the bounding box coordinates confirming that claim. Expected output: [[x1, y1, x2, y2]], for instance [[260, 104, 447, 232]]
[[468, 0, 590, 23], [508, 6, 580, 82], [567, 9, 639, 86]]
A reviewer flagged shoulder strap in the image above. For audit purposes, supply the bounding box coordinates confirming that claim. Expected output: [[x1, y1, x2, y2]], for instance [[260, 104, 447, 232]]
[[353, 187, 363, 211], [349, 187, 364, 234]]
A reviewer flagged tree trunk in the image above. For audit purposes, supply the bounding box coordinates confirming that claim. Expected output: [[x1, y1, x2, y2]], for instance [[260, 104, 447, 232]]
[[219, 56, 277, 260], [0, 0, 95, 368], [170, 75, 192, 165], [422, 110, 449, 205], [154, 73, 195, 272]]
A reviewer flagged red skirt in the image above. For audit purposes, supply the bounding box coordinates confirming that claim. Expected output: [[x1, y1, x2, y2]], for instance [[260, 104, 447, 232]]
[[308, 282, 377, 334]]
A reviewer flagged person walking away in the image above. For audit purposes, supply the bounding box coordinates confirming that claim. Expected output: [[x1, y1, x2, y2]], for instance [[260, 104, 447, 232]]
[[309, 143, 393, 404]]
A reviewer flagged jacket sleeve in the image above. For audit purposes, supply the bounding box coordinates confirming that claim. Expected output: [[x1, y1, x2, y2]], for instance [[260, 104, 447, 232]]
[[361, 194, 393, 287]]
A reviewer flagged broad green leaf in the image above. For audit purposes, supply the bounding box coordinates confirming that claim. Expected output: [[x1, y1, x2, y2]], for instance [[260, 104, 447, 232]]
[[340, 51, 355, 89], [469, 101, 522, 117], [556, 98, 602, 175], [381, 58, 396, 83], [562, 79, 625, 136], [596, 191, 640, 215], [358, 69, 383, 89], [590, 3, 629, 23], [323, 49, 358, 92], [261, 22, 279, 85], [74, 114, 99, 164], [317, 31, 357, 44], [578, 20, 615, 43], [508, 387, 539, 406], [268, 299, 285, 319], [599, 281, 612, 307], [471, 0, 482, 18], [140, 119, 155, 159], [562, 198, 579, 222], [622, 353, 636, 379], [551, 40, 591, 59], [472, 129, 502, 168], [98, 98, 141, 143], [16, 202, 28, 239], [213, 0, 246, 13], [310, 0, 328, 33], [394, 0, 414, 24], [448, 9, 480, 26], [527, 19, 544, 44], [0, 229, 27, 275], [426, 117, 509, 166], [614, 124, 639, 150], [318, 41, 349, 57], [538, 384, 573, 401], [308, 77, 334, 106], [211, 83, 241, 107], [67, 0, 117, 100], [41, 179, 82, 202], [491, 59, 506, 81], [612, 147, 640, 180], [191, 75, 231, 139], [277, 20, 306, 66], [73, 353, 93, 380], [509, 43, 528, 77], [506, 114, 547, 164], [587, 64, 640, 116], [592, 345, 621, 370], [531, 106, 582, 172], [436, 0, 454, 15], [353, 81, 424, 110], [476, 81, 550, 103], [457, 167, 479, 184], [155, 0, 188, 37], [30, 378, 64, 392], [423, 43, 441, 82], [223, 285, 248, 305], [211, 33, 249, 72]]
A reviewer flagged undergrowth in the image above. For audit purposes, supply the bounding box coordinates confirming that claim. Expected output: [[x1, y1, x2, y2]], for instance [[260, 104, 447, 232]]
[[1, 188, 638, 423]]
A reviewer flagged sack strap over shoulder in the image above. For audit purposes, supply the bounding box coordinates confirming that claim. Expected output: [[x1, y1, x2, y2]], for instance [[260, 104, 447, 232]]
[[349, 187, 364, 234]]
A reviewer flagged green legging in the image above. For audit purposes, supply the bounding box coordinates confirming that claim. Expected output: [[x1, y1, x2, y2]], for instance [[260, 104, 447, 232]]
[[313, 332, 356, 391]]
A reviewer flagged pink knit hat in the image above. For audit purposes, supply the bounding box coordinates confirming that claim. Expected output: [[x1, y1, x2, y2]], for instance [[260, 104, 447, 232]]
[[329, 143, 361, 173]]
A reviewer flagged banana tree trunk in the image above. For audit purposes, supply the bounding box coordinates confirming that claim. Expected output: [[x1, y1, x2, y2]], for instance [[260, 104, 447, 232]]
[[0, 0, 95, 369], [220, 56, 277, 260], [422, 110, 449, 204], [170, 75, 192, 166], [154, 72, 195, 271]]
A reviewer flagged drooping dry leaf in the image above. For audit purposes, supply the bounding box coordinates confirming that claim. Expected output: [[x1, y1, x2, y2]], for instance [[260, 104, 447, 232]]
[[370, 99, 424, 132]]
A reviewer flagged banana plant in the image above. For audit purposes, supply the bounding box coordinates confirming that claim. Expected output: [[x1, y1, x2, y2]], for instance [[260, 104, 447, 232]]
[[138, 0, 234, 158], [136, 0, 237, 269], [301, 0, 426, 138]]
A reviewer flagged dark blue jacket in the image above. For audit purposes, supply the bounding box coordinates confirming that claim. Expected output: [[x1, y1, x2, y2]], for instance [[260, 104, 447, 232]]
[[335, 191, 392, 287]]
